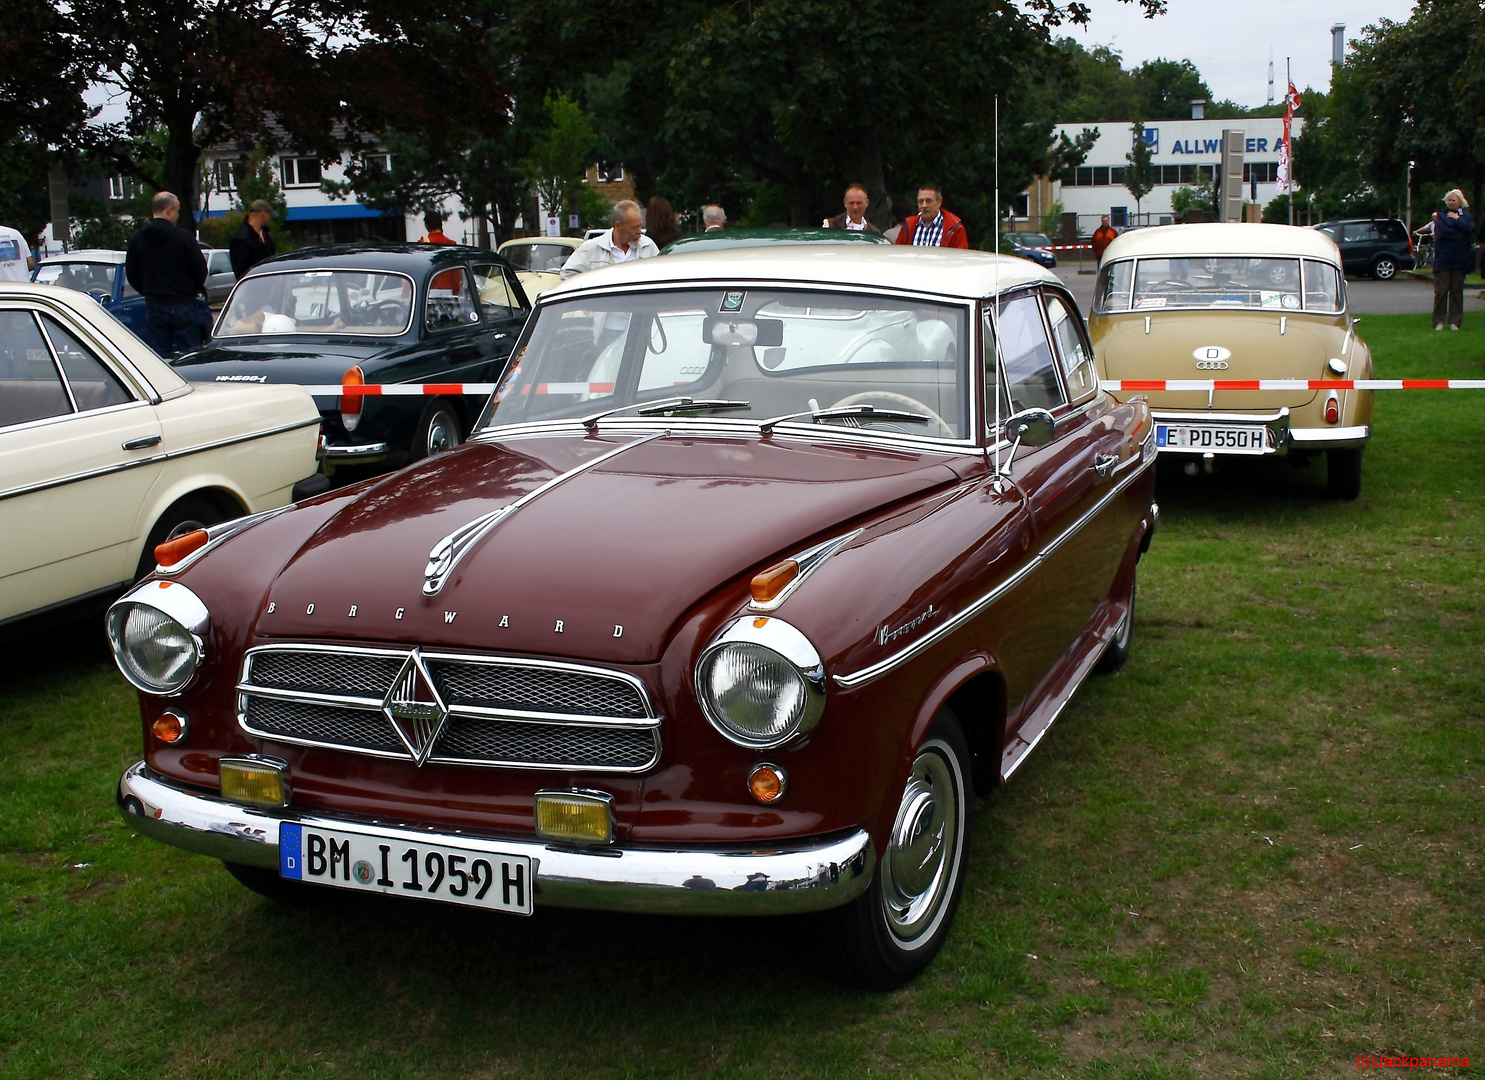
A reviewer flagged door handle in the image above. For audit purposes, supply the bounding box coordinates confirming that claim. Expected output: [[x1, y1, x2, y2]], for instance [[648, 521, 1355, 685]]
[[122, 435, 162, 451], [1093, 452, 1118, 478]]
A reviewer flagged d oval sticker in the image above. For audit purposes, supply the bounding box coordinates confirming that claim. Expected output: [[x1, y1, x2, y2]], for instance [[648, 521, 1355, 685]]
[[1192, 345, 1232, 366]]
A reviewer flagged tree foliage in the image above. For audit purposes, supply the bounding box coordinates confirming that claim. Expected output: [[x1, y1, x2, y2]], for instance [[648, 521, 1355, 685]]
[[1125, 121, 1156, 211], [524, 93, 596, 223]]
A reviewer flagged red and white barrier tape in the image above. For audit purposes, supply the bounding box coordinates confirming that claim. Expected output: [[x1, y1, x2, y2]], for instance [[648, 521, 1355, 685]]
[[299, 379, 1485, 398], [1102, 379, 1485, 392]]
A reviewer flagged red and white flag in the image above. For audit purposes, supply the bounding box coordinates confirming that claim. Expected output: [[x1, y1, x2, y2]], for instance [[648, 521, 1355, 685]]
[[1276, 81, 1301, 192]]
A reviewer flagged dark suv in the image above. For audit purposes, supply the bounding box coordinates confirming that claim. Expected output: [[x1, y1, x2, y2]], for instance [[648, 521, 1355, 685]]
[[1313, 218, 1414, 280]]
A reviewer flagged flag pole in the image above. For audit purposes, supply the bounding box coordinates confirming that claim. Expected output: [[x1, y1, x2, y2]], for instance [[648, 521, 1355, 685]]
[[1286, 58, 1294, 227]]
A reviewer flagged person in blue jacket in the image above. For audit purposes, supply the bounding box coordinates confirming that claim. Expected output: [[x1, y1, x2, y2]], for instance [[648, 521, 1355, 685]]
[[1431, 189, 1475, 330]]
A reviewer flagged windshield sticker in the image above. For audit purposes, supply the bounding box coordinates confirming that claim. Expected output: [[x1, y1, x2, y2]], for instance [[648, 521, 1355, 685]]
[[1260, 291, 1283, 308], [720, 290, 746, 313], [1281, 293, 1300, 309], [1135, 296, 1167, 309]]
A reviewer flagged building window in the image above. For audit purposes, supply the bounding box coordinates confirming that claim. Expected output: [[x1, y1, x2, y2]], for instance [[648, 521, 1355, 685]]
[[595, 161, 623, 183], [108, 176, 136, 200], [1243, 162, 1277, 183], [1092, 166, 1110, 186], [280, 157, 323, 188], [1110, 167, 1125, 185], [1011, 193, 1030, 217], [362, 153, 392, 174], [212, 161, 237, 192]]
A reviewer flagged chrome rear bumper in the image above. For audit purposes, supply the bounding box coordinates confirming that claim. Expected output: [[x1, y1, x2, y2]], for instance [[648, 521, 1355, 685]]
[[117, 762, 874, 915]]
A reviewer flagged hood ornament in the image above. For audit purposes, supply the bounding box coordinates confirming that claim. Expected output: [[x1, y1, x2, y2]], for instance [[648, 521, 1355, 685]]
[[381, 649, 449, 766], [422, 431, 667, 596]]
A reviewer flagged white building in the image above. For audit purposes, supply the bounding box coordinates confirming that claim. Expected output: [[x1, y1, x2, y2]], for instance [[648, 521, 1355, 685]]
[[1025, 114, 1304, 233]]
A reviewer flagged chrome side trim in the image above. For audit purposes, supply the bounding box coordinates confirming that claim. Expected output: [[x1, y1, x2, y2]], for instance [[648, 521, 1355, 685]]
[[156, 505, 293, 575], [833, 457, 1155, 689], [423, 431, 665, 595], [0, 416, 322, 503], [748, 528, 862, 613], [118, 762, 875, 915]]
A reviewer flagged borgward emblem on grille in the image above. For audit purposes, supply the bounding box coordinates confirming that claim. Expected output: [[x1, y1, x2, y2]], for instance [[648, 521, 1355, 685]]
[[381, 650, 449, 766]]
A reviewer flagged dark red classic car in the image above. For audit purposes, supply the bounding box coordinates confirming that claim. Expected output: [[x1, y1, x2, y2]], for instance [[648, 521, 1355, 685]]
[[109, 246, 1158, 987]]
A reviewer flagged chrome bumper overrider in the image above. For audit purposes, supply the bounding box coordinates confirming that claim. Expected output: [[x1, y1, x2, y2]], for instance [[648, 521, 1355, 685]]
[[116, 762, 874, 915], [1288, 424, 1370, 449], [321, 441, 391, 459]]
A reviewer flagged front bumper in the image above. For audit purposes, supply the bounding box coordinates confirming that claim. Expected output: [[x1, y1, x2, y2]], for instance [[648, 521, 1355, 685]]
[[117, 762, 874, 915]]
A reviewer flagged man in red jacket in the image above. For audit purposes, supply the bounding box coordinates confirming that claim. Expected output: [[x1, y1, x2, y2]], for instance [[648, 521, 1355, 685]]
[[894, 184, 968, 248]]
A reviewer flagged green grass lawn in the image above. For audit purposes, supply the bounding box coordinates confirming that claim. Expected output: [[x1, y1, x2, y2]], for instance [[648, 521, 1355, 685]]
[[2, 313, 1482, 1078]]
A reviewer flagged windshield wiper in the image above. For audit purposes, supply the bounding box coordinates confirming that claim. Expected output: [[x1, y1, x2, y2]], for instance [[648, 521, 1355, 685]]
[[581, 396, 751, 433], [757, 404, 931, 436]]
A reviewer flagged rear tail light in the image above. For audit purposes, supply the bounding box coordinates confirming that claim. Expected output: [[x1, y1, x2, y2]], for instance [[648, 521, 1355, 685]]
[[1324, 393, 1340, 425], [1406, 231, 1414, 254], [340, 366, 365, 432]]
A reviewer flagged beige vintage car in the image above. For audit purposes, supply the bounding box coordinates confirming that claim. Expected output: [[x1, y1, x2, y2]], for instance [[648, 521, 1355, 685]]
[[496, 236, 583, 300], [1089, 223, 1372, 498], [0, 282, 325, 634]]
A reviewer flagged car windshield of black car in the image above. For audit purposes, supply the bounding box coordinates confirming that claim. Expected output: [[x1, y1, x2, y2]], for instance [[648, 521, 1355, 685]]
[[217, 270, 415, 336], [480, 288, 970, 439]]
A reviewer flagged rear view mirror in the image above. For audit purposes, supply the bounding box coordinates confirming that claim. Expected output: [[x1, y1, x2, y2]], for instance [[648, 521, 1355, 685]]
[[1002, 408, 1055, 447], [703, 318, 783, 347]]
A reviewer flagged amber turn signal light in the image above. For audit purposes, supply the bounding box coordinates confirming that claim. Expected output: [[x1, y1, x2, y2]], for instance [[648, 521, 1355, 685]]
[[154, 529, 209, 568], [151, 711, 188, 744], [747, 763, 788, 805], [750, 560, 799, 606]]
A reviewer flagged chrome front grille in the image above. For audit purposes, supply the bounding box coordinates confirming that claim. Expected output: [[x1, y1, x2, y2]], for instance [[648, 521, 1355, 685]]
[[238, 645, 660, 772]]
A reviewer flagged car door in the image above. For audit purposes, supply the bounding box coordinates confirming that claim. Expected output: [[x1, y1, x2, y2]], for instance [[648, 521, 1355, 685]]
[[469, 260, 531, 375], [988, 289, 1115, 720], [0, 305, 163, 623]]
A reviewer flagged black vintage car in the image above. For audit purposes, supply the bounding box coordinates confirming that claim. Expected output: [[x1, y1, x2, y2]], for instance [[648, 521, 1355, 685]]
[[171, 245, 530, 478]]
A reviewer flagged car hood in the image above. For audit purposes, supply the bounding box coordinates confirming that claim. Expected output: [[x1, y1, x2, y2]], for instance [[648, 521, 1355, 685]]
[[170, 339, 395, 387], [1093, 310, 1342, 411], [254, 430, 961, 663]]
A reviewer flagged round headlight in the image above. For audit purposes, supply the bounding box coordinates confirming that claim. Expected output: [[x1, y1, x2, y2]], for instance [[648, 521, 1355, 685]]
[[108, 604, 200, 693], [105, 582, 210, 696], [695, 618, 825, 749]]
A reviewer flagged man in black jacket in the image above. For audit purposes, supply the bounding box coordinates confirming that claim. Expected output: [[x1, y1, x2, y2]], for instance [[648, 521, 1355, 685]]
[[125, 192, 209, 355], [229, 199, 276, 278]]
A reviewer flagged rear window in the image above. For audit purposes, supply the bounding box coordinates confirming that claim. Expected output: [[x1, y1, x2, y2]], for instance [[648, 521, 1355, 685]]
[[1095, 257, 1344, 314], [1376, 220, 1409, 242]]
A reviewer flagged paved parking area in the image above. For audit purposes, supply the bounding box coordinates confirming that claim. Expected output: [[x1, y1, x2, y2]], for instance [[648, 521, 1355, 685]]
[[1053, 263, 1485, 320]]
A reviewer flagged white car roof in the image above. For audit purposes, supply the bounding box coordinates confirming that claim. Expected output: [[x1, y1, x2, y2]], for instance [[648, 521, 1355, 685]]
[[1103, 222, 1342, 263], [39, 249, 128, 265], [543, 245, 1057, 302]]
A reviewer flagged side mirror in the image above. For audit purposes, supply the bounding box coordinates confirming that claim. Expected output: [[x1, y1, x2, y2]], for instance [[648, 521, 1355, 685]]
[[1002, 408, 1056, 447]]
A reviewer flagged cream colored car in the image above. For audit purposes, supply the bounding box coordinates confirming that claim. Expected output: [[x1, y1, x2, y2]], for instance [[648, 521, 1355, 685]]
[[1090, 223, 1373, 498], [496, 236, 583, 300], [0, 283, 324, 632]]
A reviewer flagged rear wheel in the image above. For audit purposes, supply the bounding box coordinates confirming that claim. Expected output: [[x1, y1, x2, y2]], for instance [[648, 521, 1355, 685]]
[[411, 400, 462, 461], [824, 710, 971, 989], [1096, 571, 1137, 673], [1327, 447, 1363, 500], [1372, 257, 1398, 281], [135, 495, 229, 579]]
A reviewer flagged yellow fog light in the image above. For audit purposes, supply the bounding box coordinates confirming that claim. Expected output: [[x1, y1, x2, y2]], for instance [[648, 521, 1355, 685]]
[[534, 789, 614, 846], [219, 757, 291, 808]]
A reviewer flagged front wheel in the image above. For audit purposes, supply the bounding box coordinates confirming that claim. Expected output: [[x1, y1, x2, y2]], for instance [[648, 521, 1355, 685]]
[[1327, 447, 1363, 500], [1371, 257, 1398, 281], [823, 710, 971, 989]]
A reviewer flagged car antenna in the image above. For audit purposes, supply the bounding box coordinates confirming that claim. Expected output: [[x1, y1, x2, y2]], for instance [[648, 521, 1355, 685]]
[[992, 93, 1005, 487]]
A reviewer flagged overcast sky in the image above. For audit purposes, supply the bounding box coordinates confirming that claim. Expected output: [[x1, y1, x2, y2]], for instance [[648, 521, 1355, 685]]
[[1060, 0, 1419, 106]]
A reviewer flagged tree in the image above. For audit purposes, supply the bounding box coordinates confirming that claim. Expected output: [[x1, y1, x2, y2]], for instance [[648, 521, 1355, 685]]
[[524, 93, 596, 230], [1130, 58, 1212, 120], [1125, 121, 1156, 217]]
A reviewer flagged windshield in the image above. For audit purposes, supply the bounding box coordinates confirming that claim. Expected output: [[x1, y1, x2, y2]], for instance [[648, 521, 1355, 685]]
[[216, 269, 414, 336], [480, 288, 970, 439], [1013, 234, 1053, 247], [501, 244, 574, 273], [36, 262, 134, 298]]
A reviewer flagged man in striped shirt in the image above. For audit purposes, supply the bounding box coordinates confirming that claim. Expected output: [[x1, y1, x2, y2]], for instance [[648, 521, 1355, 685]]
[[894, 184, 968, 249]]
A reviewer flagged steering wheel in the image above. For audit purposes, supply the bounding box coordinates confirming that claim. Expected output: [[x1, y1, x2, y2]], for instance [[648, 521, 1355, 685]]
[[828, 390, 955, 438], [371, 299, 405, 326]]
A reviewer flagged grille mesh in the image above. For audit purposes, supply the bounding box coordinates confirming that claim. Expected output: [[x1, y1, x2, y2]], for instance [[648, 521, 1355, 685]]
[[240, 647, 657, 770], [427, 661, 647, 717], [249, 651, 404, 697], [435, 717, 657, 768], [244, 697, 401, 753]]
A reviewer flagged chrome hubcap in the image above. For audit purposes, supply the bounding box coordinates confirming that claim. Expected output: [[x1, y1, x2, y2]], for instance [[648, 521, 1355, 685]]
[[880, 741, 961, 942], [166, 519, 207, 541], [426, 411, 457, 455]]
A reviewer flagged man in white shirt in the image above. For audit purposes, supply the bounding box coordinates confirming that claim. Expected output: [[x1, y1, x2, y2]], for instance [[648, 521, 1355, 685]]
[[560, 200, 658, 279], [0, 225, 34, 282], [824, 184, 882, 234]]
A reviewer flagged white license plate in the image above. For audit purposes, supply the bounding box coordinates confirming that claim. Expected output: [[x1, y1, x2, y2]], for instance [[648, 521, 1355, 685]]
[[279, 822, 533, 914], [1155, 424, 1267, 455]]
